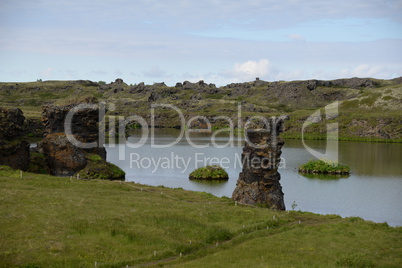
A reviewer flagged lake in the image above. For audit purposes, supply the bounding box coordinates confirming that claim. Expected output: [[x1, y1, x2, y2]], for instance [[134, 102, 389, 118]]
[[105, 129, 402, 226]]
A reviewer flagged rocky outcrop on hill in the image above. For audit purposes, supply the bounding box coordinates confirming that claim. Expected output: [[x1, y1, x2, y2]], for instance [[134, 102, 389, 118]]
[[232, 115, 289, 210], [35, 102, 124, 179], [0, 107, 30, 170], [39, 102, 105, 175], [224, 77, 377, 105], [40, 133, 87, 176], [71, 80, 100, 87], [176, 80, 218, 94], [320, 77, 379, 89], [42, 100, 101, 147], [391, 77, 402, 84], [24, 118, 44, 137], [0, 77, 400, 142], [129, 82, 146, 94], [0, 108, 26, 139]]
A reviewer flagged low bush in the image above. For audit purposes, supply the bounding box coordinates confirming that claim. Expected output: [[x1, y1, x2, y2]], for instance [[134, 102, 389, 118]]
[[298, 159, 350, 175]]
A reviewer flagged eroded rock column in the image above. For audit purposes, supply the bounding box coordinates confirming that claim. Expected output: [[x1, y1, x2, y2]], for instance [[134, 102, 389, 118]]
[[0, 107, 30, 171], [232, 116, 288, 210]]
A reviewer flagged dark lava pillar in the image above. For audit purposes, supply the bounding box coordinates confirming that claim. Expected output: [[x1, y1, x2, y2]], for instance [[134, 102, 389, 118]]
[[232, 116, 288, 210]]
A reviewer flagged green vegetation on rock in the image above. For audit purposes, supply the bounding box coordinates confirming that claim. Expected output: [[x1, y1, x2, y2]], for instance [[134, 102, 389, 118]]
[[28, 152, 50, 174], [0, 77, 401, 142], [189, 165, 229, 180], [76, 153, 125, 180], [298, 159, 351, 175]]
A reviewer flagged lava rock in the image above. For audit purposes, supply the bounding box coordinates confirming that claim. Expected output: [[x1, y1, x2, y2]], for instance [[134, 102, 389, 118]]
[[0, 107, 30, 171], [40, 133, 87, 176], [232, 116, 289, 210]]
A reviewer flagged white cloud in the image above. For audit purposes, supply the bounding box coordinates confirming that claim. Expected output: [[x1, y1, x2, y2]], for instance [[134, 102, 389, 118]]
[[232, 59, 271, 81], [339, 64, 393, 78], [212, 61, 401, 86], [1, 1, 401, 84]]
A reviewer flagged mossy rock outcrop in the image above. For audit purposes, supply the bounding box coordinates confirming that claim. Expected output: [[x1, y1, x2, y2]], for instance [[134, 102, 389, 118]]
[[0, 165, 14, 176], [0, 107, 30, 171], [28, 152, 51, 174], [298, 160, 350, 175], [76, 154, 125, 181], [189, 165, 228, 181], [40, 133, 87, 176]]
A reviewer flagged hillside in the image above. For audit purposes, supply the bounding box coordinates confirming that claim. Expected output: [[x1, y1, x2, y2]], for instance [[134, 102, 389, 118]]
[[1, 167, 401, 267], [0, 77, 401, 142]]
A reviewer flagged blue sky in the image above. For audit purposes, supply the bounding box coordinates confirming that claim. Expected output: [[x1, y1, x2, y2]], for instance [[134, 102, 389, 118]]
[[1, 0, 401, 86]]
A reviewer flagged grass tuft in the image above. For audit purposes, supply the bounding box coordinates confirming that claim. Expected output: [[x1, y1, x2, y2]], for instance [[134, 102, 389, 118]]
[[189, 165, 229, 181], [298, 159, 350, 175]]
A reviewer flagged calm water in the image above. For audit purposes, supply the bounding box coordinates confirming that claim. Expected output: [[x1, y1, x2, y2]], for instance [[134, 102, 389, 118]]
[[105, 129, 402, 226]]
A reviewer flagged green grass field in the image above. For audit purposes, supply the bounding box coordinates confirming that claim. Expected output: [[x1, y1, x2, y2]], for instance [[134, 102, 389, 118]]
[[1, 167, 401, 267]]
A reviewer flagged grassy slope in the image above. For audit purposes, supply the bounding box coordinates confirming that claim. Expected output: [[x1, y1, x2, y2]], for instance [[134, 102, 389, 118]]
[[1, 168, 401, 267]]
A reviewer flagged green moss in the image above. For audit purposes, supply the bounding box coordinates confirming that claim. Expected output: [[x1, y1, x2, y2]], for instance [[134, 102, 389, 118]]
[[38, 92, 57, 99], [298, 159, 350, 175], [28, 152, 51, 174], [86, 153, 102, 162], [336, 253, 375, 268], [382, 95, 395, 101], [341, 99, 360, 109], [76, 154, 125, 180], [359, 93, 381, 107], [25, 99, 40, 107], [189, 165, 229, 181], [205, 93, 226, 100], [0, 165, 14, 176]]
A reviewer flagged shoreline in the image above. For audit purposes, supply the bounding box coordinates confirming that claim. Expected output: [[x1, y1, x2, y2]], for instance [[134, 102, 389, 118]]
[[25, 125, 402, 144], [1, 167, 401, 267], [3, 166, 399, 227]]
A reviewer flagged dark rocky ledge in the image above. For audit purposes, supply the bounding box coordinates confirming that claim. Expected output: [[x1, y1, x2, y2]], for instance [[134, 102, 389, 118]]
[[0, 107, 30, 171]]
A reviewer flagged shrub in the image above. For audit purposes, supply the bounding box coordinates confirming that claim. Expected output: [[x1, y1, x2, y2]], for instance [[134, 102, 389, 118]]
[[189, 165, 229, 181], [76, 154, 125, 180], [298, 159, 350, 175]]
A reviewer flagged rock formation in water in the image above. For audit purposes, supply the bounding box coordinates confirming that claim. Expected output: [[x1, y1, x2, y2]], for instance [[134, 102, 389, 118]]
[[232, 115, 289, 210], [0, 107, 30, 170]]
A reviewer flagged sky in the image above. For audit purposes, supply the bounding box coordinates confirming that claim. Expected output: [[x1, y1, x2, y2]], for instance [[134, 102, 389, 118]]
[[1, 0, 402, 86]]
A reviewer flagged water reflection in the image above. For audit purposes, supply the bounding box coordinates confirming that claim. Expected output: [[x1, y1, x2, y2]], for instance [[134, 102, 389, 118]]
[[299, 173, 350, 180], [283, 138, 402, 177]]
